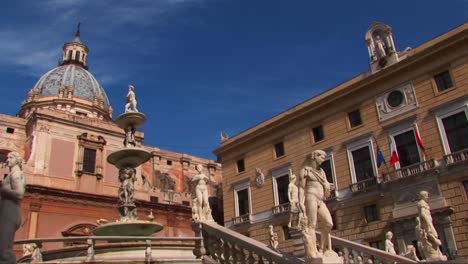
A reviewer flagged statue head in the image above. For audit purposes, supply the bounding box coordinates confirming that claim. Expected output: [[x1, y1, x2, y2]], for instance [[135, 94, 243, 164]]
[[6, 151, 23, 169], [196, 164, 203, 173], [128, 85, 135, 91], [419, 190, 429, 201], [386, 231, 393, 240], [290, 173, 296, 182], [310, 150, 326, 166]]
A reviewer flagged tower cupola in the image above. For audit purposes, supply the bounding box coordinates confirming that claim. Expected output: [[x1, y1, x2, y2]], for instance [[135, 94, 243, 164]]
[[61, 23, 89, 69]]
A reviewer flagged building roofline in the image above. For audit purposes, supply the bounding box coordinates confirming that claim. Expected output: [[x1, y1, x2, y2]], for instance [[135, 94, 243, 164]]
[[214, 22, 468, 156]]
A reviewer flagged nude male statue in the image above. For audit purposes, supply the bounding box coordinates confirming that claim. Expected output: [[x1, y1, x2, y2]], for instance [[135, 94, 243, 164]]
[[298, 150, 335, 259], [125, 85, 138, 112]]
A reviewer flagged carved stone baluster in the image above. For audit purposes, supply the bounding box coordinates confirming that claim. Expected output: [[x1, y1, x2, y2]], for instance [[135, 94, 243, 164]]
[[31, 243, 43, 263], [223, 241, 231, 263], [258, 256, 265, 264], [86, 238, 95, 261], [342, 247, 350, 264], [192, 222, 206, 259], [236, 246, 246, 263], [247, 251, 255, 264], [216, 238, 225, 263], [145, 239, 152, 263], [232, 243, 239, 263]]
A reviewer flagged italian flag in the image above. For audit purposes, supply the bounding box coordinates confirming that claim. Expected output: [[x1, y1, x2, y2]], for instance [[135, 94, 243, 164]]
[[390, 137, 399, 166]]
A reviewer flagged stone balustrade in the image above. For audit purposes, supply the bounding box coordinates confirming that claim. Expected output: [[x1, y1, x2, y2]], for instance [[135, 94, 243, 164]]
[[382, 159, 438, 182], [232, 213, 251, 225], [349, 177, 379, 193], [444, 148, 468, 166], [272, 203, 290, 215]]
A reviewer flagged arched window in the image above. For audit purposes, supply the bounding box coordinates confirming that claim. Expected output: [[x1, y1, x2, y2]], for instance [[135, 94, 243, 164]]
[[75, 51, 80, 61], [67, 50, 72, 60]]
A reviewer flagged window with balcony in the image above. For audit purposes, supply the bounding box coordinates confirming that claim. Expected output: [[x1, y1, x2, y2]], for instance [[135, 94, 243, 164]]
[[434, 70, 453, 92], [234, 184, 251, 218], [393, 129, 421, 167], [435, 100, 467, 155], [350, 145, 376, 182], [274, 142, 285, 158]]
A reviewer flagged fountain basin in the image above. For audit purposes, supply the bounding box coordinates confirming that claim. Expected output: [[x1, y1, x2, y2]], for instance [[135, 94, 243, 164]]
[[115, 112, 147, 130], [107, 148, 151, 169], [93, 221, 164, 236]]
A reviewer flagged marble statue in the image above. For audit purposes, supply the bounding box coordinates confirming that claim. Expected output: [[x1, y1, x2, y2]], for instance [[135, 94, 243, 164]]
[[415, 191, 447, 261], [191, 164, 214, 221], [124, 125, 136, 147], [268, 225, 279, 249], [298, 150, 336, 260], [384, 231, 396, 255], [374, 35, 387, 58], [400, 245, 419, 261], [125, 85, 138, 112], [0, 151, 26, 264], [118, 167, 137, 205], [288, 171, 300, 228], [22, 244, 34, 256]]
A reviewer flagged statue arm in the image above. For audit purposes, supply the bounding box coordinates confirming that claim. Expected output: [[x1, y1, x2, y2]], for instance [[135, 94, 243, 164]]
[[0, 172, 25, 200], [298, 169, 306, 213]]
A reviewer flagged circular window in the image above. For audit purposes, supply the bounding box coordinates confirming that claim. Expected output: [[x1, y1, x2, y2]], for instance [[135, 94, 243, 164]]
[[387, 90, 404, 108]]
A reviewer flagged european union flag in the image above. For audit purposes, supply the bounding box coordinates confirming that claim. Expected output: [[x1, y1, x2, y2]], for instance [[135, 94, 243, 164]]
[[376, 145, 385, 168]]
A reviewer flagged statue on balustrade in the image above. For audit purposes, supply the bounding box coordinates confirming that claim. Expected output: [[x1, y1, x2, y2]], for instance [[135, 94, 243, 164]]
[[299, 150, 337, 260], [0, 152, 26, 264], [415, 191, 447, 261], [384, 231, 396, 255], [191, 164, 214, 221]]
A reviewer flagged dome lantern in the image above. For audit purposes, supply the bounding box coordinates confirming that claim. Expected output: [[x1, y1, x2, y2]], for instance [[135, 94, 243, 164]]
[[61, 23, 89, 69]]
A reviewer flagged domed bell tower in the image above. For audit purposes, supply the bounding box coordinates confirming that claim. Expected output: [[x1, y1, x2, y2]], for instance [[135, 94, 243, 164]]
[[61, 23, 89, 70]]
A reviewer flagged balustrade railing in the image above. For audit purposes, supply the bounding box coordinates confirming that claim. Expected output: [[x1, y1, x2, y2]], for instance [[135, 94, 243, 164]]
[[272, 203, 290, 215], [330, 233, 418, 264], [15, 236, 200, 263], [444, 148, 468, 166], [382, 159, 438, 182], [193, 221, 304, 264], [349, 177, 378, 193], [232, 213, 251, 225]]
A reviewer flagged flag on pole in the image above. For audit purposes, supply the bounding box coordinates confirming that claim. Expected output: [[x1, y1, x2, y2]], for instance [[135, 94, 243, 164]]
[[390, 137, 400, 166], [413, 123, 425, 151], [373, 136, 385, 168]]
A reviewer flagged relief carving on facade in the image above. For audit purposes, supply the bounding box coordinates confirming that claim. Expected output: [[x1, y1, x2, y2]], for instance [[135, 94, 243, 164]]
[[376, 82, 417, 121]]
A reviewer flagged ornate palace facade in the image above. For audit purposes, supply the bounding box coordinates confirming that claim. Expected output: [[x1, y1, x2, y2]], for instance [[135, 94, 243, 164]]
[[215, 22, 467, 261]]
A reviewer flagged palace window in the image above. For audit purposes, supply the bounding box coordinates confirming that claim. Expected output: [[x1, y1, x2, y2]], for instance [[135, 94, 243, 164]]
[[312, 125, 324, 142], [434, 70, 453, 92], [6, 127, 14, 134], [82, 148, 96, 174], [274, 142, 285, 158], [236, 158, 245, 173], [321, 155, 336, 185], [393, 129, 421, 167], [364, 204, 379, 222], [347, 139, 377, 183], [434, 100, 467, 154], [348, 109, 362, 128], [235, 186, 251, 217], [166, 160, 173, 166], [272, 166, 290, 206], [369, 240, 385, 250], [76, 133, 106, 179], [463, 181, 468, 198]]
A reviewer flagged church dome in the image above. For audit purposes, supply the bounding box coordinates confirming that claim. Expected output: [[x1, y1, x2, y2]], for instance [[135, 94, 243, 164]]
[[33, 64, 110, 108], [19, 25, 113, 120]]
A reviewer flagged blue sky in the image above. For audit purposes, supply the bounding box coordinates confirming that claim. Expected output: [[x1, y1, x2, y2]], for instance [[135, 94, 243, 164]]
[[0, 0, 466, 160]]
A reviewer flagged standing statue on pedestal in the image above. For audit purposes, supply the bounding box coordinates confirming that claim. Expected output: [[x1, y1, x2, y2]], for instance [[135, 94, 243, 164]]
[[125, 85, 138, 113], [415, 191, 447, 261], [384, 231, 396, 255], [124, 126, 136, 147], [374, 35, 387, 58], [288, 171, 300, 228], [118, 167, 138, 221], [0, 152, 26, 264], [299, 150, 337, 260], [268, 225, 279, 249], [191, 164, 214, 221]]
